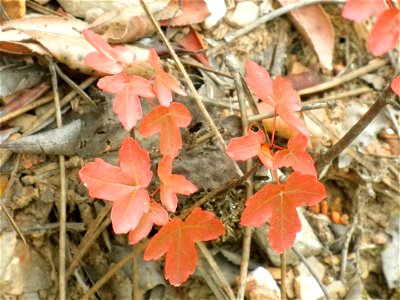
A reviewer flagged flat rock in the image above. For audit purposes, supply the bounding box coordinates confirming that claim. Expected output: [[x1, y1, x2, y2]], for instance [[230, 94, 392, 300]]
[[226, 1, 259, 28], [245, 267, 281, 300], [254, 209, 323, 266], [382, 215, 400, 289], [295, 275, 324, 300], [203, 0, 227, 29], [325, 280, 346, 299], [295, 256, 325, 281]]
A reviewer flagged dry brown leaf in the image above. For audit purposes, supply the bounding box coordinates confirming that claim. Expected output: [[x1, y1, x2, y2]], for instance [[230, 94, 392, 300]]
[[0, 0, 25, 21], [88, 1, 170, 44], [2, 15, 88, 36], [177, 27, 210, 66], [278, 0, 334, 70]]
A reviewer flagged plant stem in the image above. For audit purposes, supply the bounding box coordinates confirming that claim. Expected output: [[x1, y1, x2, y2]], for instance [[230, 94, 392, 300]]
[[280, 252, 287, 300], [315, 91, 395, 173]]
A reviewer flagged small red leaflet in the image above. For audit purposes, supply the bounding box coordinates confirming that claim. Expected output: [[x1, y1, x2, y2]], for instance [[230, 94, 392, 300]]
[[128, 199, 169, 245], [82, 29, 134, 74], [158, 155, 197, 212], [245, 61, 311, 136], [144, 208, 224, 286], [97, 73, 155, 130], [79, 137, 152, 234], [240, 172, 326, 253], [138, 102, 192, 157], [226, 129, 274, 170], [273, 134, 317, 176], [148, 48, 186, 107], [391, 75, 400, 97]]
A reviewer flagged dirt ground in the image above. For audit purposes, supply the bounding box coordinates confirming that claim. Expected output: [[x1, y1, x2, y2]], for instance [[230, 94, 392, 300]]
[[0, 1, 399, 299]]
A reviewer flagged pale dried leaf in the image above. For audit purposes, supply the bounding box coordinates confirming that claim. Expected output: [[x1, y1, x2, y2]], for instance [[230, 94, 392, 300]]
[[278, 0, 334, 70]]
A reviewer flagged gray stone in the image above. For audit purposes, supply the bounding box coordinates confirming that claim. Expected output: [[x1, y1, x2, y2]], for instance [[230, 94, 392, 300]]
[[295, 275, 324, 300], [382, 215, 400, 289], [245, 267, 280, 300], [226, 1, 260, 28]]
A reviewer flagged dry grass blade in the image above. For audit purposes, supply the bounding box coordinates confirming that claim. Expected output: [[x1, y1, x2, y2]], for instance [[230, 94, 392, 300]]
[[49, 60, 67, 300]]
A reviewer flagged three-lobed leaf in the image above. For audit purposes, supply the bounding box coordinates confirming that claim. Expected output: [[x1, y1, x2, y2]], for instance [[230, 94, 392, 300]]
[[79, 137, 152, 234], [148, 48, 186, 106], [144, 208, 224, 286], [240, 172, 326, 253], [128, 199, 169, 245], [82, 29, 134, 74], [273, 135, 317, 176], [245, 61, 311, 136], [98, 73, 155, 130], [158, 155, 198, 212], [138, 102, 192, 157]]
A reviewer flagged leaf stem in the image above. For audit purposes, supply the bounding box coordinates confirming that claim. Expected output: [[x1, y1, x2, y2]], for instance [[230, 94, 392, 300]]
[[280, 252, 287, 300]]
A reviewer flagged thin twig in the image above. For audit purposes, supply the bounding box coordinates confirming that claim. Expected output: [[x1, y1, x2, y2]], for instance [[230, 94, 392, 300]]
[[197, 242, 236, 300], [224, 53, 254, 300], [0, 77, 97, 169], [298, 59, 388, 95], [53, 64, 96, 106], [139, 0, 243, 177], [340, 186, 368, 282], [307, 111, 400, 195], [26, 76, 98, 135], [0, 154, 26, 244], [315, 91, 394, 173], [180, 163, 260, 220], [180, 58, 233, 79], [304, 87, 372, 104], [223, 0, 345, 44], [132, 251, 140, 300], [49, 60, 67, 300], [248, 101, 336, 123], [0, 94, 53, 124], [292, 246, 331, 300], [20, 222, 86, 233], [26, 0, 64, 16], [81, 242, 147, 299], [66, 202, 112, 278]]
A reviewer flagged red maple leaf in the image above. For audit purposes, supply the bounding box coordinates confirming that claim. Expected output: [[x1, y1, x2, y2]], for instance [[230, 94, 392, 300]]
[[240, 172, 326, 253], [245, 61, 310, 136], [128, 199, 169, 245], [341, 0, 387, 22], [79, 137, 153, 234], [368, 8, 400, 56], [144, 208, 224, 286], [82, 29, 134, 74], [97, 73, 155, 130], [273, 135, 316, 176], [148, 48, 186, 107], [226, 129, 274, 170], [138, 102, 192, 157], [391, 75, 400, 97], [158, 155, 197, 212]]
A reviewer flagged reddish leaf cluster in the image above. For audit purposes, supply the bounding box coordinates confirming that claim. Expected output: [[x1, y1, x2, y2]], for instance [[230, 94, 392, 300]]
[[342, 0, 400, 56], [227, 61, 326, 253], [79, 30, 224, 286]]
